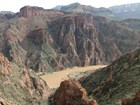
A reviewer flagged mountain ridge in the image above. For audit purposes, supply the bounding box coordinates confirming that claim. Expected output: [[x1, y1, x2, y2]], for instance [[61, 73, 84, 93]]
[[54, 2, 140, 20], [53, 2, 116, 20]]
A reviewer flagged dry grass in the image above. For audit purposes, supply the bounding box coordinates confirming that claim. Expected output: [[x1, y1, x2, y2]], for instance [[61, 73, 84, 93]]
[[40, 65, 106, 89]]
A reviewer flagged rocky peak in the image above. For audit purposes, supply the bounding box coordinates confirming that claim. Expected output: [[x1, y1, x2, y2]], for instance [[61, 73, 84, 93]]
[[60, 2, 95, 13], [54, 80, 98, 105], [58, 3, 114, 20], [19, 6, 45, 17]]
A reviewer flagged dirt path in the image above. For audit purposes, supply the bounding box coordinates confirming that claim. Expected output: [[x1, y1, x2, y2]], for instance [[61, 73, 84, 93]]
[[40, 65, 106, 89]]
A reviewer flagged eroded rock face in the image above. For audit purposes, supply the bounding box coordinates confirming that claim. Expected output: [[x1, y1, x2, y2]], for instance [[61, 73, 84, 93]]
[[21, 68, 50, 99], [0, 52, 11, 76], [49, 14, 104, 67], [122, 90, 140, 105], [0, 6, 139, 72], [54, 80, 98, 105]]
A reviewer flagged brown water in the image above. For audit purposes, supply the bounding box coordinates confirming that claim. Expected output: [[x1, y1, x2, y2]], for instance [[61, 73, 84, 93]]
[[40, 65, 106, 88]]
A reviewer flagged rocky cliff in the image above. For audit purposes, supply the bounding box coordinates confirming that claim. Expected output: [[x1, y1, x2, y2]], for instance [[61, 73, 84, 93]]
[[0, 52, 50, 105], [80, 48, 140, 105], [0, 6, 139, 72]]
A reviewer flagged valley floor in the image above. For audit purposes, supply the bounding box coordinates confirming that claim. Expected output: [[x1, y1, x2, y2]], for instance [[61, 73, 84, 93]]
[[40, 65, 106, 89]]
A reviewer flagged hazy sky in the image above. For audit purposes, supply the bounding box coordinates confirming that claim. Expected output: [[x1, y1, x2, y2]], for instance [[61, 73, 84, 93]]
[[1, 0, 140, 12]]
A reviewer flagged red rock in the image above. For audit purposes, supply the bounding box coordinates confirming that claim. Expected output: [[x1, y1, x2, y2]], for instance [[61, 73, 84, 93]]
[[122, 98, 133, 105], [122, 89, 140, 105], [54, 80, 98, 105], [0, 97, 5, 105], [0, 6, 138, 72]]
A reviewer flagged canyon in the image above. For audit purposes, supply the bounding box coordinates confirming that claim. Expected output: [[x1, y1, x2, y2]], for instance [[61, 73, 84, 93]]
[[0, 5, 139, 73], [0, 2, 140, 105]]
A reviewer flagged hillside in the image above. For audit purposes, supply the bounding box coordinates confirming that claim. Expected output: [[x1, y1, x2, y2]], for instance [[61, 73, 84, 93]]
[[80, 48, 140, 105], [0, 52, 50, 105], [0, 6, 139, 72]]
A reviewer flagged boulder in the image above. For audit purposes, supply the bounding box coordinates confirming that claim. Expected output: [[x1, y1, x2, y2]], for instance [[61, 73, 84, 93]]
[[54, 79, 98, 105]]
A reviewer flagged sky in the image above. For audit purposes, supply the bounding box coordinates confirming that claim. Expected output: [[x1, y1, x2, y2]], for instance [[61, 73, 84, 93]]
[[0, 0, 140, 12]]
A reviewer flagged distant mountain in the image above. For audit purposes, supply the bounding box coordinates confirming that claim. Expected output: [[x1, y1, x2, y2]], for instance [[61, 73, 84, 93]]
[[121, 19, 140, 33], [0, 11, 14, 23], [0, 11, 14, 14], [54, 2, 140, 20], [54, 3, 118, 20], [109, 3, 140, 19], [53, 5, 63, 10]]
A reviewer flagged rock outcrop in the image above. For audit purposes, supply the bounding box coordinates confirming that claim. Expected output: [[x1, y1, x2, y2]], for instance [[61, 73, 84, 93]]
[[54, 80, 98, 105], [0, 52, 11, 76]]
